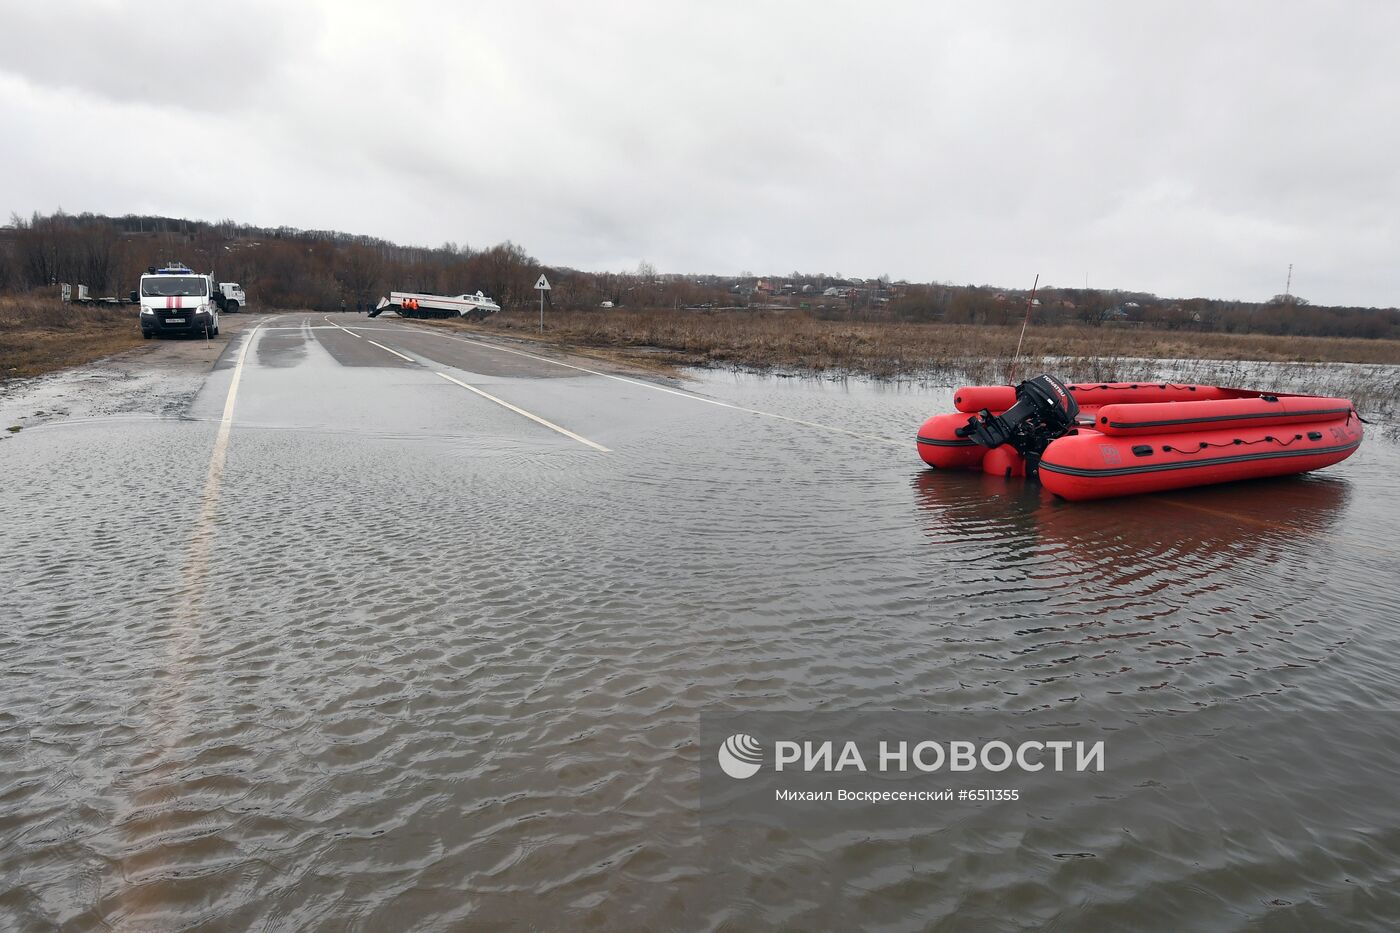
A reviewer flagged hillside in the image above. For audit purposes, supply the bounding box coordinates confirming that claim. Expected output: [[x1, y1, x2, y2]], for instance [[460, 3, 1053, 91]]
[[0, 210, 1395, 342]]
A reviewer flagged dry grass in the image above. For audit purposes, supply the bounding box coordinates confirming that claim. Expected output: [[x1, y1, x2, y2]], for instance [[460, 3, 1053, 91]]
[[431, 308, 1400, 413], [464, 308, 1400, 373], [0, 295, 146, 380]]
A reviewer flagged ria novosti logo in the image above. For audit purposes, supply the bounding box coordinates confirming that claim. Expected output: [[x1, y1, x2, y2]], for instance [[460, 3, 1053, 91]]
[[716, 734, 1105, 779], [717, 733, 764, 779]]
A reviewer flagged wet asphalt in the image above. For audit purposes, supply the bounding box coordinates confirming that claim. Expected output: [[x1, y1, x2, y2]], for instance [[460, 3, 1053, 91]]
[[195, 312, 725, 454], [4, 312, 1400, 929]]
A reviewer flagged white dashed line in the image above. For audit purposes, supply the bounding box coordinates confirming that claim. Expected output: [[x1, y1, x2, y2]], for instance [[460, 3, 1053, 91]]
[[398, 323, 904, 447], [322, 315, 364, 338], [435, 371, 610, 452], [323, 315, 606, 451], [365, 338, 415, 362]]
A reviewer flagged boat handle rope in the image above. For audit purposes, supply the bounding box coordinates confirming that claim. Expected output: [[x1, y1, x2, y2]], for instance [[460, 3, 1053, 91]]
[[1163, 433, 1310, 454], [1070, 382, 1202, 392]]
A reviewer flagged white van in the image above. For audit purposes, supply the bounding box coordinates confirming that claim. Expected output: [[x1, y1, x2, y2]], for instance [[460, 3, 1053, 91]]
[[138, 265, 220, 339]]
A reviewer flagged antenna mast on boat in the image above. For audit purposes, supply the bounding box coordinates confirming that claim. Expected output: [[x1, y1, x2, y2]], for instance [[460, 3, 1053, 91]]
[[1008, 274, 1039, 383]]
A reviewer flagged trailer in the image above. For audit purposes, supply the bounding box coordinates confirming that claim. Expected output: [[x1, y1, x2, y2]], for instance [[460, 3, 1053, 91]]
[[61, 283, 138, 305], [371, 290, 501, 321]]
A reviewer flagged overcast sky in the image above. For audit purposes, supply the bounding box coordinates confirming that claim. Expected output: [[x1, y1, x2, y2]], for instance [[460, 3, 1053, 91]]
[[2, 1, 1396, 306]]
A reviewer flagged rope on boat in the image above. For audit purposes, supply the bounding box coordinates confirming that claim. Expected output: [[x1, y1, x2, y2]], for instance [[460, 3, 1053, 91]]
[[1070, 383, 1199, 392], [1163, 434, 1310, 454]]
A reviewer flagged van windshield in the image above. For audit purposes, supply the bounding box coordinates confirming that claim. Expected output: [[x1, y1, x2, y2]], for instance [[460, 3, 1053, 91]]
[[142, 276, 208, 297]]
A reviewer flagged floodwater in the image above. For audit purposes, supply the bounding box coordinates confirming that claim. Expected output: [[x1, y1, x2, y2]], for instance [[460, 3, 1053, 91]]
[[2, 324, 1399, 930]]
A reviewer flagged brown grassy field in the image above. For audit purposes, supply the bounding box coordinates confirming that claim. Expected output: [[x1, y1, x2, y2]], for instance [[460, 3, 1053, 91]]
[[419, 308, 1400, 413], [458, 308, 1400, 376], [0, 296, 145, 380]]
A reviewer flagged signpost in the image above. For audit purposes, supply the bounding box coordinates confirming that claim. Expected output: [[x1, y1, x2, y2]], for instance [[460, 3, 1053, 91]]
[[534, 273, 551, 333]]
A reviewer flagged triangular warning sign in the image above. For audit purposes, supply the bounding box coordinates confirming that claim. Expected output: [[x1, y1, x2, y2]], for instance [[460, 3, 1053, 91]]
[[534, 274, 551, 291]]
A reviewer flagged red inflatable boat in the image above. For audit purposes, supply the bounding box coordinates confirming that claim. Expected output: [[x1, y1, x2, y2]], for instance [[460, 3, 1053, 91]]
[[916, 375, 1363, 501]]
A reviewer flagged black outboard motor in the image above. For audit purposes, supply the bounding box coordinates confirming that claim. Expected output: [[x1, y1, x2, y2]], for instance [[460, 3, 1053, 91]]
[[955, 374, 1080, 474]]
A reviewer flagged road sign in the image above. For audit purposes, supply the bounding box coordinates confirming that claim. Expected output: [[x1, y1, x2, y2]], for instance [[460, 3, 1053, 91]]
[[535, 273, 551, 332]]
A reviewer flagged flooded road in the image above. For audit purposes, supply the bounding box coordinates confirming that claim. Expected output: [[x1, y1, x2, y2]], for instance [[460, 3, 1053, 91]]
[[3, 313, 1399, 930]]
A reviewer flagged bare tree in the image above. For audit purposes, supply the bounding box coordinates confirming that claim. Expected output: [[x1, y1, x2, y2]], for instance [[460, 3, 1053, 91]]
[[469, 241, 535, 307], [337, 244, 385, 307]]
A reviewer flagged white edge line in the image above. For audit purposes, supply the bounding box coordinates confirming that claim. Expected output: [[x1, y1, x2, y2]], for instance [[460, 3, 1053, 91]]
[[401, 323, 904, 447], [215, 324, 260, 449], [200, 323, 261, 518], [435, 371, 610, 452]]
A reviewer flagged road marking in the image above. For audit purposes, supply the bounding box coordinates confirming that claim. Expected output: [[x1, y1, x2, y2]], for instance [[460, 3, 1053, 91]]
[[323, 315, 364, 338], [435, 371, 610, 452], [366, 338, 416, 362], [181, 322, 262, 613], [132, 322, 262, 924], [1155, 496, 1297, 530], [208, 324, 261, 492], [324, 314, 606, 451], [398, 323, 905, 447]]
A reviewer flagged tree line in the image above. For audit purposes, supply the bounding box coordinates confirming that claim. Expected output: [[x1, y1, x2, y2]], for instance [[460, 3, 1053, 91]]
[[0, 211, 553, 311], [0, 211, 738, 312], [883, 284, 1398, 340], [0, 210, 1394, 340]]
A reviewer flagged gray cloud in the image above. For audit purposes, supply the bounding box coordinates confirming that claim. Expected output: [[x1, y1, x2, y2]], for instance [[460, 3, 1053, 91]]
[[1, 0, 319, 113], [1, 0, 1396, 306]]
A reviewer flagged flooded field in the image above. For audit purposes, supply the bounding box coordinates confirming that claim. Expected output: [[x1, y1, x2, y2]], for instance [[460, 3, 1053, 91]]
[[2, 321, 1398, 930]]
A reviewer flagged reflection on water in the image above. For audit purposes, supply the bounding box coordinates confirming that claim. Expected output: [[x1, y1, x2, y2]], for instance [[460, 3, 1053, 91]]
[[1, 361, 1397, 930], [910, 471, 1370, 709], [914, 471, 1352, 561]]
